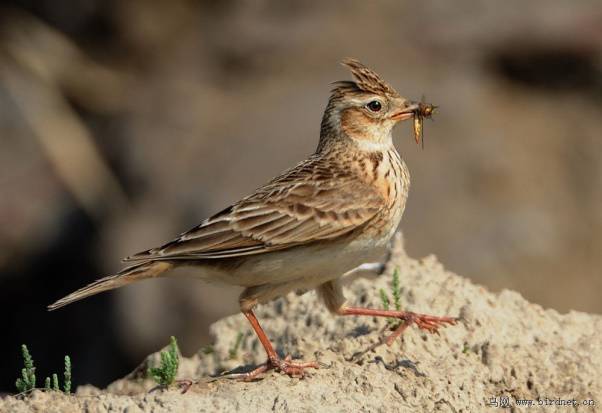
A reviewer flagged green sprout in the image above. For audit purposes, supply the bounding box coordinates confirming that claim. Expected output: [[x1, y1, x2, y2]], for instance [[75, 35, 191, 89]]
[[148, 336, 180, 387], [391, 268, 401, 311], [64, 356, 72, 393], [379, 289, 390, 310], [228, 332, 244, 359], [15, 344, 73, 394], [43, 357, 71, 393], [15, 345, 36, 393], [379, 268, 403, 328], [52, 374, 59, 391]]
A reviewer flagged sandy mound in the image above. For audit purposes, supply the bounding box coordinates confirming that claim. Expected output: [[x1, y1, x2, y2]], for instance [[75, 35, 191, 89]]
[[2, 235, 600, 412]]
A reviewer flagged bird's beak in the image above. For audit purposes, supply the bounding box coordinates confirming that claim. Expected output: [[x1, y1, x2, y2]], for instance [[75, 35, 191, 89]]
[[390, 103, 420, 122]]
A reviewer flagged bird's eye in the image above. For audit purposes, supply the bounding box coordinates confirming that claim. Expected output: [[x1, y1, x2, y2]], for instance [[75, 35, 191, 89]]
[[366, 100, 382, 112]]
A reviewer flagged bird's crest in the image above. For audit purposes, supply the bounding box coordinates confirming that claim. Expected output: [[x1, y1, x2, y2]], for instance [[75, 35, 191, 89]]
[[339, 58, 399, 96]]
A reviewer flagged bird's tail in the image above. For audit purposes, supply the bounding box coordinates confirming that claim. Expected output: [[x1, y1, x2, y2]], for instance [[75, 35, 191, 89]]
[[48, 261, 172, 311]]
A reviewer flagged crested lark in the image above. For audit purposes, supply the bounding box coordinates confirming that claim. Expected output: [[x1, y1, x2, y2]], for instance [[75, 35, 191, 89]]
[[49, 59, 457, 380]]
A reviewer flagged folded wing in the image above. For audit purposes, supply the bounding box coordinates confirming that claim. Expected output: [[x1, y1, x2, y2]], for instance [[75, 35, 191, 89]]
[[124, 157, 384, 261]]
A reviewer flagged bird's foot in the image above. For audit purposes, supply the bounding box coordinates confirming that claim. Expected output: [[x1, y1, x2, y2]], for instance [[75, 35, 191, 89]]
[[385, 311, 458, 345], [226, 355, 320, 381], [338, 306, 458, 344]]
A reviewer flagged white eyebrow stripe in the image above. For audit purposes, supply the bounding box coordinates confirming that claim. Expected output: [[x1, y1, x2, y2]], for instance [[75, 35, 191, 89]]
[[346, 95, 382, 106]]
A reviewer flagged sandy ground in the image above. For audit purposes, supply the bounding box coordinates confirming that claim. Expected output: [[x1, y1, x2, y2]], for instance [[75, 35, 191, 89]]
[[2, 235, 600, 412]]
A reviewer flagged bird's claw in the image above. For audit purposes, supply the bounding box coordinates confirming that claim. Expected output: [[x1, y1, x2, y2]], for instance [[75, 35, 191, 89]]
[[385, 312, 457, 346], [271, 355, 320, 379], [221, 354, 320, 381]]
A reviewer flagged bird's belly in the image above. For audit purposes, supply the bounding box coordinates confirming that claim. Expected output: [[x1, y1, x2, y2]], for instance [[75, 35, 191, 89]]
[[194, 237, 387, 288]]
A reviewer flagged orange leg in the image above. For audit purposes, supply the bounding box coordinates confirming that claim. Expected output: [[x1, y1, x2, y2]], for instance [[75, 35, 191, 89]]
[[229, 310, 319, 381], [337, 307, 457, 345]]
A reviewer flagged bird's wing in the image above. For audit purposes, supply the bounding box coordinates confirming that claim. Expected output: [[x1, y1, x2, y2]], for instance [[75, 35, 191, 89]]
[[124, 157, 384, 261]]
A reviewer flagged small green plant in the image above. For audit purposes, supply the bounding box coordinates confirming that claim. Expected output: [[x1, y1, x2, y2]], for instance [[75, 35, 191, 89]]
[[63, 356, 72, 393], [228, 332, 244, 359], [379, 268, 403, 328], [15, 345, 36, 393], [16, 345, 72, 394], [391, 268, 401, 311], [379, 289, 390, 310], [51, 374, 59, 391], [42, 357, 72, 393], [43, 355, 72, 393], [148, 336, 180, 387]]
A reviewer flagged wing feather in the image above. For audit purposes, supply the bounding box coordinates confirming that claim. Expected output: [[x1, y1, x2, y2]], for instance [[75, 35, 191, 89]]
[[124, 156, 384, 262]]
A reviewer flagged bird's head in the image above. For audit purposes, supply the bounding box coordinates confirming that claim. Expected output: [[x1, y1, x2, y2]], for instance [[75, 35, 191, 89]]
[[318, 58, 420, 151]]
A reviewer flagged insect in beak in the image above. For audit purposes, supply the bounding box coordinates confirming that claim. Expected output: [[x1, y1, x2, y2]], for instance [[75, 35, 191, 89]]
[[412, 101, 437, 148]]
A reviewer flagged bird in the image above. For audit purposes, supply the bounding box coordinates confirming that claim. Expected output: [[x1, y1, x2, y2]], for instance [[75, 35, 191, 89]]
[[49, 58, 457, 380]]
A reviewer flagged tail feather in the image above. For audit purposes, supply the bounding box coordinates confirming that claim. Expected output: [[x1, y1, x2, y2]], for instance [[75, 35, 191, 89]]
[[48, 261, 172, 311]]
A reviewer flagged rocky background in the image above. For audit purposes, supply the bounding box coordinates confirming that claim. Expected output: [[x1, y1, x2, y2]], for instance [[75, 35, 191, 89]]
[[1, 0, 601, 393]]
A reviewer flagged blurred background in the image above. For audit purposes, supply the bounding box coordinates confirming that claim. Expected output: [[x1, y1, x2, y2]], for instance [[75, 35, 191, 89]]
[[1, 0, 601, 392]]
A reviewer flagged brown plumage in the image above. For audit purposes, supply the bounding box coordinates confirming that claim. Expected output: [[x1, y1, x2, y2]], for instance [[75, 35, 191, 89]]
[[340, 58, 399, 96], [49, 59, 456, 381], [123, 154, 384, 261]]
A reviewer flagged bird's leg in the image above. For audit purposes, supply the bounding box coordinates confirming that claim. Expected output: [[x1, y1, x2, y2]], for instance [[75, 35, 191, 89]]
[[230, 309, 319, 381], [337, 307, 457, 345], [319, 280, 457, 346]]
